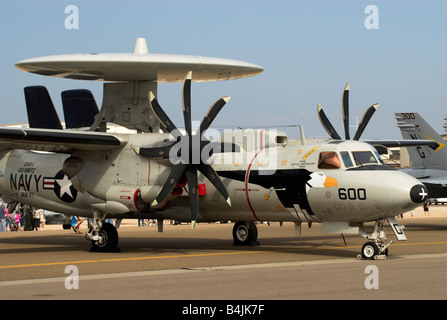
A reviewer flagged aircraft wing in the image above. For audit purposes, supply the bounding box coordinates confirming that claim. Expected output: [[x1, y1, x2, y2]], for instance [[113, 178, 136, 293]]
[[0, 127, 127, 153], [416, 177, 447, 198], [362, 139, 438, 154], [362, 139, 438, 148], [417, 177, 447, 187]]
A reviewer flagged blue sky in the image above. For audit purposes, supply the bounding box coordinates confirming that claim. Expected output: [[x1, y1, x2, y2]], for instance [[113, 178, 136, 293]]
[[0, 0, 446, 139]]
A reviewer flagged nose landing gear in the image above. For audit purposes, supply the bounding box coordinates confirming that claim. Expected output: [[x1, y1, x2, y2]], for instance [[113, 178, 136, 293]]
[[358, 217, 405, 260], [359, 240, 390, 260]]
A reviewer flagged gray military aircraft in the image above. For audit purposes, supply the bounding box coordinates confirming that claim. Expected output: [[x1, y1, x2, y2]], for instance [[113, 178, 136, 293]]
[[0, 39, 428, 259], [395, 112, 446, 199]]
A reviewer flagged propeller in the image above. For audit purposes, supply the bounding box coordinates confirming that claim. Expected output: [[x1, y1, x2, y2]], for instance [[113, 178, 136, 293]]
[[317, 83, 379, 141], [135, 71, 233, 228]]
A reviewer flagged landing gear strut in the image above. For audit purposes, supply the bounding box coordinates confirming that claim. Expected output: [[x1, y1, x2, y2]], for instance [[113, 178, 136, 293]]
[[358, 218, 391, 260], [232, 221, 259, 246], [85, 208, 120, 252]]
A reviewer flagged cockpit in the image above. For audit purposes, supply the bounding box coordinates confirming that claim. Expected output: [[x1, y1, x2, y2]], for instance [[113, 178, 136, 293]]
[[317, 144, 385, 170], [318, 152, 342, 169]]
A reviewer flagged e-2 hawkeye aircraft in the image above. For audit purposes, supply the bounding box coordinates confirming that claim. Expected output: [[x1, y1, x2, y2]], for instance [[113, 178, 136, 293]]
[[0, 39, 429, 259]]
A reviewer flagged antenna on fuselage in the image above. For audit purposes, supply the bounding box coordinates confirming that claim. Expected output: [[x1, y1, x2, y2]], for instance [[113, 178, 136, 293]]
[[299, 125, 306, 145]]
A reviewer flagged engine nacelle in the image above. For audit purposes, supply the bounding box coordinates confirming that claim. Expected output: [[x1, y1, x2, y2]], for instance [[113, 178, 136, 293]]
[[140, 185, 162, 204], [99, 185, 144, 213], [140, 185, 182, 209], [91, 185, 169, 214]]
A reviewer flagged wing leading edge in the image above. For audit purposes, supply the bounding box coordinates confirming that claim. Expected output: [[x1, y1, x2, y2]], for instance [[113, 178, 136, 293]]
[[363, 139, 438, 155], [0, 127, 126, 152]]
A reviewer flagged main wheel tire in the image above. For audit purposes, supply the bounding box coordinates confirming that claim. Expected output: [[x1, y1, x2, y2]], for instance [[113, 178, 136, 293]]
[[361, 241, 379, 260], [233, 221, 258, 246], [91, 222, 119, 252]]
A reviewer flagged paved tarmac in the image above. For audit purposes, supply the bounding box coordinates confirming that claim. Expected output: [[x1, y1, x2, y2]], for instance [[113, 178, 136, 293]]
[[0, 206, 446, 300]]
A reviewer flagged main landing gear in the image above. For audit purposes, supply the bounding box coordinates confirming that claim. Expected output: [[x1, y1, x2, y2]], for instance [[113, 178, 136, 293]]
[[232, 221, 259, 246], [358, 217, 404, 260], [84, 208, 120, 252]]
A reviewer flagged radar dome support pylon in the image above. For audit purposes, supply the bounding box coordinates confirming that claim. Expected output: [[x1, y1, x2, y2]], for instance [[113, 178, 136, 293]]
[[87, 38, 158, 133]]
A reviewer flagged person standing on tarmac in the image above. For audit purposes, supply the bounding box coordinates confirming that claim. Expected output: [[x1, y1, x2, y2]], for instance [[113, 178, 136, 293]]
[[0, 203, 6, 232], [22, 204, 33, 231], [32, 208, 41, 231], [423, 200, 431, 216]]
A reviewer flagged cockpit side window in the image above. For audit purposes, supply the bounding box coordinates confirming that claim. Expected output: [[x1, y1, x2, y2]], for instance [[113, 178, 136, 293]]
[[374, 150, 384, 164], [318, 152, 342, 169], [340, 151, 353, 168], [352, 151, 378, 166]]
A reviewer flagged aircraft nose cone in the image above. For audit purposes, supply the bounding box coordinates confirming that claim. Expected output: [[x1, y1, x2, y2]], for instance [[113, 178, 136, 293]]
[[410, 184, 429, 203]]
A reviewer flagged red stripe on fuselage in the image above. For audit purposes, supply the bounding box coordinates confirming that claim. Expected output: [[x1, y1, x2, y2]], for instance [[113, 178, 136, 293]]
[[244, 130, 264, 221]]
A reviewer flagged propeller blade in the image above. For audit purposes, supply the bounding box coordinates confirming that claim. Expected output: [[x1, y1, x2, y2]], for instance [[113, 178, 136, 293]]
[[353, 103, 379, 140], [198, 164, 232, 207], [149, 92, 178, 133], [342, 83, 350, 140], [199, 96, 231, 135], [185, 166, 198, 228], [151, 163, 186, 207], [317, 103, 342, 140], [182, 71, 192, 136]]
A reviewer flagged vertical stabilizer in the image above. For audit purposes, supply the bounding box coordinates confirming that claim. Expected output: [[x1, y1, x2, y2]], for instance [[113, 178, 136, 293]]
[[62, 89, 99, 129], [24, 86, 63, 129], [395, 112, 447, 170]]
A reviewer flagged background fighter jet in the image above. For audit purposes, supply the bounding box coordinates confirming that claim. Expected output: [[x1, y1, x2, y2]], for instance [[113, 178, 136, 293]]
[[395, 112, 447, 199]]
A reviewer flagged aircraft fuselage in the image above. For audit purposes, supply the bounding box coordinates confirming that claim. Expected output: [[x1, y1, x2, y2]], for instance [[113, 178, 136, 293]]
[[0, 138, 427, 226]]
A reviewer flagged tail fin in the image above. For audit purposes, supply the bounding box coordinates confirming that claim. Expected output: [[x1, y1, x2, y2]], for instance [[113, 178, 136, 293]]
[[24, 86, 63, 129], [395, 112, 447, 170], [61, 89, 99, 129]]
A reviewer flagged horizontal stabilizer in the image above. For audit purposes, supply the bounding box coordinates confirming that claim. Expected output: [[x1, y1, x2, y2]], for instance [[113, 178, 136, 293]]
[[24, 86, 63, 130], [62, 89, 99, 129]]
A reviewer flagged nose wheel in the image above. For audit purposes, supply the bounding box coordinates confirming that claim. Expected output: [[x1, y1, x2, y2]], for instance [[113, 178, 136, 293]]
[[359, 241, 389, 260], [358, 218, 397, 260]]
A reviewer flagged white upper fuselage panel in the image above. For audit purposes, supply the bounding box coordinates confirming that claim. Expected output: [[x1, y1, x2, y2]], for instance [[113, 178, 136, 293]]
[[15, 53, 264, 82]]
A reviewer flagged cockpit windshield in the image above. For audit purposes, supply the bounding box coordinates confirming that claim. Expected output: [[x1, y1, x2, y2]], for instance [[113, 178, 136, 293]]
[[318, 150, 383, 170], [352, 151, 378, 166], [340, 151, 353, 168]]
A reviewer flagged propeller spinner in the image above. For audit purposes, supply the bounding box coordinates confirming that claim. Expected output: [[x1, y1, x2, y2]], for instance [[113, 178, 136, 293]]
[[317, 83, 379, 141], [135, 71, 232, 228]]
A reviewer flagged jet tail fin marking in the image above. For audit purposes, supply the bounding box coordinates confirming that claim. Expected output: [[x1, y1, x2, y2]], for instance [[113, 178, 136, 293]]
[[395, 112, 447, 170]]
